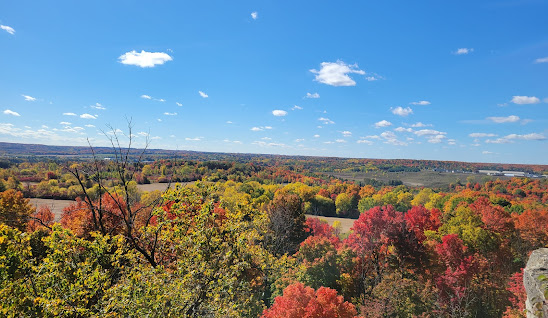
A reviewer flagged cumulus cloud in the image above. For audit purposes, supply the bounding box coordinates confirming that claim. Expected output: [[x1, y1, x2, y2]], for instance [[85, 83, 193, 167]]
[[487, 115, 520, 123], [251, 11, 258, 19], [341, 131, 352, 137], [374, 120, 392, 128], [391, 106, 413, 116], [427, 135, 446, 143], [164, 112, 177, 116], [318, 117, 335, 125], [141, 95, 152, 99], [505, 133, 546, 140], [313, 134, 320, 138], [118, 50, 173, 68], [534, 57, 548, 63], [414, 129, 446, 136], [511, 96, 540, 105], [395, 127, 413, 133], [410, 100, 430, 106], [199, 91, 209, 98], [310, 60, 366, 86], [85, 124, 95, 128], [4, 109, 20, 116], [80, 114, 97, 119], [411, 122, 431, 128], [305, 92, 320, 98], [63, 112, 77, 116], [380, 131, 407, 146], [357, 139, 373, 145], [22, 95, 36, 102], [1, 25, 15, 35], [292, 105, 303, 110], [469, 133, 497, 138], [176, 102, 183, 107], [272, 110, 288, 117], [60, 122, 71, 125], [454, 48, 474, 55], [335, 139, 347, 143]]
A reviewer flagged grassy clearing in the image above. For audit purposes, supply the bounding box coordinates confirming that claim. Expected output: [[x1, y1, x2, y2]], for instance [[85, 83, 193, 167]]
[[306, 214, 355, 234]]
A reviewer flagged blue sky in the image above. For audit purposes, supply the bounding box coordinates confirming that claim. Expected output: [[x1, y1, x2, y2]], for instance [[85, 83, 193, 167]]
[[1, 1, 547, 164]]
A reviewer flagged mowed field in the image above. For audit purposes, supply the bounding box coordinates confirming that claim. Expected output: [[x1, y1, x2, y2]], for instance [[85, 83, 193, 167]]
[[306, 215, 355, 234], [327, 170, 507, 188]]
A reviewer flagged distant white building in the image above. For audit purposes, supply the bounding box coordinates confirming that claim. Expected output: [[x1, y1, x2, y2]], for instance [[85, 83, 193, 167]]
[[478, 170, 503, 176], [502, 171, 526, 177]]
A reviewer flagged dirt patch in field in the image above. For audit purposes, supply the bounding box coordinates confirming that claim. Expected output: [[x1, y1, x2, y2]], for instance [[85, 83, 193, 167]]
[[136, 182, 192, 192], [306, 215, 356, 234], [29, 198, 75, 221]]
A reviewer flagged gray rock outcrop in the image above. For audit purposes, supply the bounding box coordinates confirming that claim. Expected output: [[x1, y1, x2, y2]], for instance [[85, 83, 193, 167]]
[[524, 248, 548, 318]]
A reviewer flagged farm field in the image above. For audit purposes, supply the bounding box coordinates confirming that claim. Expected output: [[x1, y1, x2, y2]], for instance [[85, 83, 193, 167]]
[[306, 214, 355, 234], [328, 170, 510, 188]]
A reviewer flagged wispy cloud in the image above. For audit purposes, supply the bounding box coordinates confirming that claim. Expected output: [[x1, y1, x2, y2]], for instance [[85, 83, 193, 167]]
[[91, 103, 106, 110], [454, 48, 474, 55], [357, 139, 373, 145], [118, 50, 173, 68], [380, 131, 407, 146], [318, 117, 335, 125], [411, 122, 431, 128], [391, 106, 413, 116], [0, 25, 15, 35], [511, 95, 540, 105], [534, 57, 548, 63], [22, 95, 36, 102], [374, 120, 392, 128], [141, 95, 152, 100], [486, 133, 545, 144], [251, 11, 258, 20], [487, 115, 520, 123], [272, 110, 288, 117], [176, 102, 182, 107], [410, 100, 430, 106], [185, 137, 202, 141], [80, 114, 97, 119], [199, 91, 209, 98], [305, 92, 320, 98], [292, 105, 303, 110], [341, 131, 352, 137], [3, 109, 20, 116], [395, 127, 413, 133], [164, 112, 177, 116], [63, 112, 77, 116], [251, 126, 273, 131], [469, 133, 497, 138], [310, 60, 365, 86]]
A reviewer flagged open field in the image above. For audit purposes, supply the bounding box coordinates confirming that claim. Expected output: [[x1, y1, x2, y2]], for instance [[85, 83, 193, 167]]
[[327, 170, 511, 188], [29, 198, 74, 221], [306, 214, 355, 234]]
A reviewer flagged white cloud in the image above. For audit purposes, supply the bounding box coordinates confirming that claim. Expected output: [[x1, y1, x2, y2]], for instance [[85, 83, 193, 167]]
[[485, 138, 512, 144], [157, 98, 166, 102], [251, 126, 272, 131], [410, 100, 430, 106], [85, 124, 95, 128], [381, 131, 397, 139], [226, 121, 233, 124], [185, 137, 202, 141], [395, 127, 413, 133], [164, 112, 177, 116], [374, 120, 392, 128], [335, 139, 347, 143], [411, 122, 431, 127], [272, 110, 288, 117], [295, 139, 305, 142], [251, 11, 258, 20], [511, 96, 540, 105], [469, 133, 497, 138], [199, 91, 209, 98], [357, 139, 373, 145], [176, 102, 183, 107], [265, 126, 272, 130], [341, 131, 352, 137], [505, 133, 546, 141], [305, 92, 320, 98], [3, 109, 20, 116], [313, 134, 320, 138], [141, 95, 152, 99], [482, 151, 494, 154], [63, 112, 77, 116], [487, 115, 520, 123], [391, 106, 413, 116], [310, 60, 366, 86], [363, 135, 380, 139], [318, 117, 335, 125], [534, 57, 548, 63], [414, 129, 446, 136], [323, 141, 334, 144], [80, 113, 97, 119], [380, 131, 407, 146], [292, 105, 303, 110], [91, 103, 106, 110], [454, 48, 474, 55], [59, 122, 71, 125], [1, 25, 15, 35], [427, 135, 446, 143], [22, 95, 36, 102], [261, 137, 272, 140], [118, 50, 173, 68]]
